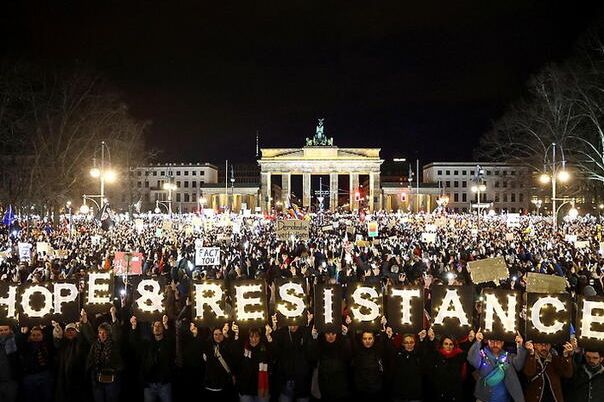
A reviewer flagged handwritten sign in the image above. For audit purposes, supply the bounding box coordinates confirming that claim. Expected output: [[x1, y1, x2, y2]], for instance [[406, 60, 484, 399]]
[[467, 257, 509, 284], [276, 220, 310, 240], [526, 273, 567, 294], [195, 247, 221, 266]]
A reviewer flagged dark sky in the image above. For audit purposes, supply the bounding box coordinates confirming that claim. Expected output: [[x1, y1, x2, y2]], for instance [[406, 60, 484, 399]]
[[2, 0, 602, 164]]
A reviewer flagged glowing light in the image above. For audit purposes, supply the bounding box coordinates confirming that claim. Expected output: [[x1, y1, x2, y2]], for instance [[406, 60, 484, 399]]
[[276, 282, 306, 318], [90, 167, 101, 178], [193, 282, 228, 320], [433, 288, 470, 327], [557, 170, 570, 182], [580, 299, 604, 340], [323, 288, 334, 324], [350, 286, 381, 322], [567, 207, 579, 220], [87, 272, 112, 305], [135, 279, 164, 313], [539, 174, 550, 184], [234, 283, 265, 321], [390, 288, 421, 326], [21, 285, 53, 318], [103, 169, 117, 183], [0, 285, 17, 319], [53, 283, 79, 315], [484, 292, 518, 333], [530, 296, 565, 335], [80, 204, 90, 214]]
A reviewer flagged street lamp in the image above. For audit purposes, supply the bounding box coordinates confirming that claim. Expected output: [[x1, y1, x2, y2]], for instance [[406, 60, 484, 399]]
[[89, 141, 117, 208], [538, 142, 570, 229]]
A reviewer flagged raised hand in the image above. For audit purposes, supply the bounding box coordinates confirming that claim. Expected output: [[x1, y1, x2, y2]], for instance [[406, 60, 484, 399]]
[[386, 327, 393, 339], [475, 328, 483, 342], [418, 329, 427, 341], [130, 316, 137, 330], [190, 322, 198, 337], [427, 327, 435, 341], [525, 341, 534, 355], [162, 315, 169, 329], [232, 322, 240, 340], [515, 331, 523, 347], [562, 341, 574, 357], [311, 325, 319, 340]]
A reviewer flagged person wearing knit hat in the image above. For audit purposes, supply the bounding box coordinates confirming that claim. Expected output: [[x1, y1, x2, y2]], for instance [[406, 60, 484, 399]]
[[583, 285, 597, 297]]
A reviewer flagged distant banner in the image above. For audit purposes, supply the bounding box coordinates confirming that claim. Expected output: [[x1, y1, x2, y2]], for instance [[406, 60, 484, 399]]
[[113, 252, 144, 275], [276, 219, 310, 240]]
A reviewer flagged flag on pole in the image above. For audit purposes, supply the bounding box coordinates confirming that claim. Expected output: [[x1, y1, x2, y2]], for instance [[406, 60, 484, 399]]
[[2, 205, 14, 226]]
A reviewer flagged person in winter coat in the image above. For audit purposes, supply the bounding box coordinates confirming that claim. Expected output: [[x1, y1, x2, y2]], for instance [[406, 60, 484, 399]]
[[351, 330, 386, 399], [424, 332, 472, 402], [384, 328, 430, 402], [565, 348, 604, 402], [52, 314, 91, 402], [522, 341, 573, 402], [228, 324, 273, 402], [0, 323, 20, 402], [83, 306, 124, 402], [129, 315, 176, 402], [272, 323, 315, 402], [310, 324, 351, 402], [190, 322, 235, 399], [467, 330, 528, 402], [17, 325, 54, 402]]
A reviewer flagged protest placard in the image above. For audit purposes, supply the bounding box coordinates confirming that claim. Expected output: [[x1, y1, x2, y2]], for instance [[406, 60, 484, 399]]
[[367, 221, 379, 237], [195, 247, 221, 266], [276, 220, 310, 240], [421, 232, 436, 243], [507, 213, 520, 228], [526, 273, 567, 294], [113, 252, 144, 275], [36, 242, 51, 256], [467, 257, 509, 284], [18, 243, 32, 262]]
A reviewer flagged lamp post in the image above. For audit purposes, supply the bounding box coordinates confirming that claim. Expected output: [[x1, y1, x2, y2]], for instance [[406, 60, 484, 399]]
[[471, 165, 486, 229], [79, 195, 101, 215], [154, 200, 170, 214], [539, 142, 570, 230], [89, 141, 116, 209]]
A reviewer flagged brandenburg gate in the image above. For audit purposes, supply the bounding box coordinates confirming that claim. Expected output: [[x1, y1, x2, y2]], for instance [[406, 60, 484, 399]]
[[258, 119, 383, 212]]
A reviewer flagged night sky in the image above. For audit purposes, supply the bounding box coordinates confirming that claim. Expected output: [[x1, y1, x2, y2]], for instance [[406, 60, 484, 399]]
[[1, 0, 601, 164]]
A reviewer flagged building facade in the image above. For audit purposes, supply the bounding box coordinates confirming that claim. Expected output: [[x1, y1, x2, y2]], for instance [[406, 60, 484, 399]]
[[422, 162, 531, 213], [118, 162, 219, 213]]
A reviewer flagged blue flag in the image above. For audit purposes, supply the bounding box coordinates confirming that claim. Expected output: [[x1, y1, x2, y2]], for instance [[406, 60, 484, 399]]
[[2, 205, 14, 226]]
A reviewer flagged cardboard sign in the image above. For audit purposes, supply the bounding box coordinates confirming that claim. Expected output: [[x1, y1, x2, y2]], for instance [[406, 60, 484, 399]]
[[421, 232, 436, 243], [367, 221, 379, 238], [575, 241, 589, 249], [467, 257, 509, 284], [162, 220, 173, 232], [565, 235, 577, 244], [275, 278, 308, 326], [425, 224, 437, 233], [386, 286, 424, 333], [195, 247, 221, 266], [18, 242, 32, 262], [480, 289, 521, 342], [135, 219, 144, 233], [314, 284, 343, 332], [192, 280, 230, 327], [276, 220, 310, 240], [526, 293, 571, 344], [91, 235, 101, 246], [431, 285, 474, 339], [507, 213, 520, 228], [322, 225, 333, 232], [36, 242, 51, 256], [526, 273, 567, 294], [113, 252, 144, 275]]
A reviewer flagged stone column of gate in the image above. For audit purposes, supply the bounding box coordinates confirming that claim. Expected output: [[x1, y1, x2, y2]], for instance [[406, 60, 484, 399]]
[[369, 171, 380, 212], [329, 173, 338, 212], [261, 172, 271, 211], [302, 173, 311, 208], [349, 172, 359, 211], [281, 173, 291, 205]]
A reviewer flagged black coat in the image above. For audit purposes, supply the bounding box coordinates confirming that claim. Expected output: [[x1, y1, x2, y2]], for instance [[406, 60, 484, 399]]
[[271, 326, 315, 398], [423, 342, 467, 402], [130, 328, 176, 384], [351, 336, 384, 394], [53, 335, 90, 402], [385, 339, 426, 400], [316, 335, 351, 401], [566, 362, 604, 402], [228, 339, 271, 396]]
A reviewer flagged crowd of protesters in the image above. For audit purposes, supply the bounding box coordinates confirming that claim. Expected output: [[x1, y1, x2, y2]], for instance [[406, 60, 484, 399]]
[[1, 209, 604, 402]]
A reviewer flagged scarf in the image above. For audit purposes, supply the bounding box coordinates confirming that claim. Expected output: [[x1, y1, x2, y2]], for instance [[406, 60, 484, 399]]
[[93, 338, 113, 370], [0, 334, 17, 355], [439, 347, 467, 380], [583, 364, 604, 380]]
